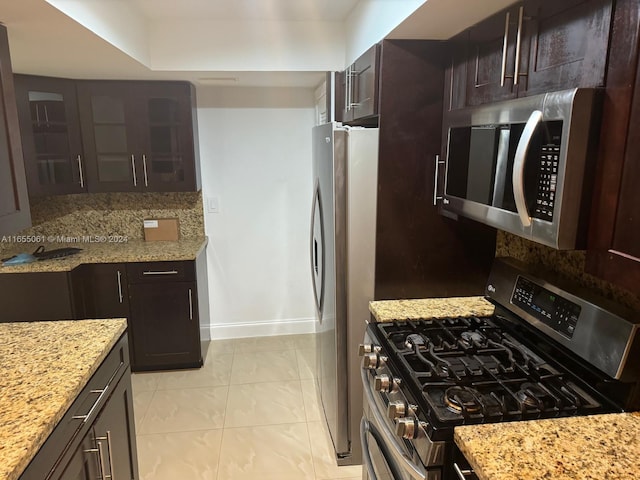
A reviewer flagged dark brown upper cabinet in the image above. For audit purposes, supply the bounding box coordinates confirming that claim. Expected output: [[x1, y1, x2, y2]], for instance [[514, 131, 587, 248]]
[[14, 74, 86, 196], [339, 44, 381, 125], [76, 80, 200, 193], [446, 0, 613, 111], [586, 0, 640, 295], [0, 25, 31, 235]]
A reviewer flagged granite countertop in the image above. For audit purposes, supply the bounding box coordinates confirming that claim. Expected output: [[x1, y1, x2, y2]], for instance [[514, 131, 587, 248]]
[[369, 296, 495, 322], [0, 319, 127, 480], [455, 412, 640, 480], [0, 237, 207, 273]]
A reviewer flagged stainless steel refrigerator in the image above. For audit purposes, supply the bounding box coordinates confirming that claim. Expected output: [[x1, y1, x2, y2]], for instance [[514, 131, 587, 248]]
[[310, 122, 379, 466]]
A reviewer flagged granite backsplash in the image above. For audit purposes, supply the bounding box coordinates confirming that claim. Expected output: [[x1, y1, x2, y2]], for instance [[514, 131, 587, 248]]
[[496, 230, 640, 312], [1, 192, 204, 254]]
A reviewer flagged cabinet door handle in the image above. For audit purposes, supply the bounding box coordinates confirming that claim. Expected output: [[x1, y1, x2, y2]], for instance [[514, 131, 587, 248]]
[[433, 154, 445, 206], [96, 432, 116, 480], [348, 67, 362, 109], [142, 154, 149, 187], [513, 6, 525, 86], [142, 270, 179, 275], [97, 439, 111, 480], [77, 155, 85, 188], [500, 11, 511, 87], [188, 288, 193, 320], [131, 155, 137, 187], [117, 270, 123, 304], [346, 65, 351, 112]]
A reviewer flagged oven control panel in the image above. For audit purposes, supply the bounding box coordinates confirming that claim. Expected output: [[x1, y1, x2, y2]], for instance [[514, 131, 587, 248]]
[[512, 276, 581, 338]]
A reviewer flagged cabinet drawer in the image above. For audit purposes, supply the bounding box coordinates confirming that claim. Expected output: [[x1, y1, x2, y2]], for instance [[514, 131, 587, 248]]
[[126, 261, 195, 283]]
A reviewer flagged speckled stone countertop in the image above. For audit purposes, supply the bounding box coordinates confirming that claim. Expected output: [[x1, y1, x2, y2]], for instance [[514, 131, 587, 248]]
[[369, 296, 495, 322], [0, 319, 127, 480], [455, 412, 640, 480], [0, 237, 207, 273]]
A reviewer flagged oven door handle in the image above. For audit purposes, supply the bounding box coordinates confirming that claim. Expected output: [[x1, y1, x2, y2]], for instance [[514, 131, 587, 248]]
[[361, 367, 427, 480], [512, 109, 542, 228]]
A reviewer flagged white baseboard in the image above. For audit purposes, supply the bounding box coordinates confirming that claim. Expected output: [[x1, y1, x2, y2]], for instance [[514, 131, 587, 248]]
[[210, 317, 316, 340]]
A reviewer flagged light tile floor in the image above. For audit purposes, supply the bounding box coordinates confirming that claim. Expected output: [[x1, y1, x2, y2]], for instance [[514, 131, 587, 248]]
[[132, 334, 362, 480]]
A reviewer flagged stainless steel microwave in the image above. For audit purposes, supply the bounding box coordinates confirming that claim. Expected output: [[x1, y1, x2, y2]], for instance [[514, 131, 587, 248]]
[[440, 88, 602, 250]]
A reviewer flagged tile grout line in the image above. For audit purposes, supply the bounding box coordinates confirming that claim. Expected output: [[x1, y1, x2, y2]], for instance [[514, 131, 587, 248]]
[[214, 342, 236, 480]]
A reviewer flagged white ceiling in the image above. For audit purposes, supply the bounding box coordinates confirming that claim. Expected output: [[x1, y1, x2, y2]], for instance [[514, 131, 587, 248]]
[[0, 0, 516, 88], [132, 0, 361, 21]]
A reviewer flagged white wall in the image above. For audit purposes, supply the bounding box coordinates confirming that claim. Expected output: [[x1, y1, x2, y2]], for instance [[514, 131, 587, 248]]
[[344, 0, 426, 64], [197, 86, 317, 339]]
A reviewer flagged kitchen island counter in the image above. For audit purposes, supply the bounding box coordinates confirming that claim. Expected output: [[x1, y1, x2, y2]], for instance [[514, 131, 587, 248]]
[[454, 412, 640, 480], [0, 237, 207, 273], [0, 319, 127, 480], [369, 296, 495, 322]]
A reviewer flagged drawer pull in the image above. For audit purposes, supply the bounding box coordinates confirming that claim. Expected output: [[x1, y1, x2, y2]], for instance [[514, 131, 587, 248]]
[[142, 270, 179, 275], [72, 361, 123, 424], [72, 387, 109, 424]]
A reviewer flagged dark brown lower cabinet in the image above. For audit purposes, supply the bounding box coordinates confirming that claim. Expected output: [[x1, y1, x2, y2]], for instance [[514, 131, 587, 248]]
[[82, 263, 130, 319], [56, 374, 137, 480], [128, 280, 201, 370], [126, 259, 204, 371], [20, 334, 138, 480], [91, 370, 138, 480], [0, 270, 82, 322]]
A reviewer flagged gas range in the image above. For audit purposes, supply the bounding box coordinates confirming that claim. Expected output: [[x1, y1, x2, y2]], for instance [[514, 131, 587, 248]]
[[359, 258, 640, 480]]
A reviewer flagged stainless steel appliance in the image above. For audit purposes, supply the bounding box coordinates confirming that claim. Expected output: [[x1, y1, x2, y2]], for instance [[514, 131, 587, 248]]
[[311, 122, 379, 465], [360, 257, 640, 480], [440, 88, 601, 249]]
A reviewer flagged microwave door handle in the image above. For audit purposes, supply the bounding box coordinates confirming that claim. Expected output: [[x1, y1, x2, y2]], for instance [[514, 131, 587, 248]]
[[512, 110, 542, 227]]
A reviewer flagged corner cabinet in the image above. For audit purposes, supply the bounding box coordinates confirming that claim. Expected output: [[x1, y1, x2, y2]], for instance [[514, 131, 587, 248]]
[[14, 74, 86, 196], [20, 334, 138, 480], [0, 25, 31, 235], [127, 261, 202, 371], [76, 80, 200, 193], [586, 0, 640, 295], [446, 0, 613, 110]]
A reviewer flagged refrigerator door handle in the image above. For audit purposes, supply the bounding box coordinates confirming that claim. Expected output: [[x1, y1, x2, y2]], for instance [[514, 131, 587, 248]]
[[310, 179, 325, 316]]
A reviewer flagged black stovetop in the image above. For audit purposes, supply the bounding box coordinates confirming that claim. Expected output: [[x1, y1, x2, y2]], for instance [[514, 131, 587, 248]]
[[368, 313, 621, 435]]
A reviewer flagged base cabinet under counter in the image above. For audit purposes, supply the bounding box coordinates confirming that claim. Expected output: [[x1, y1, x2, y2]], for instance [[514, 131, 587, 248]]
[[19, 333, 139, 480], [127, 260, 202, 371]]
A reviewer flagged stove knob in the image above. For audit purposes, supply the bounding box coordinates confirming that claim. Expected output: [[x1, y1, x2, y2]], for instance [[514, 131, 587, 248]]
[[387, 400, 406, 419], [374, 374, 390, 392], [362, 353, 387, 369], [358, 344, 380, 356], [395, 417, 419, 440]]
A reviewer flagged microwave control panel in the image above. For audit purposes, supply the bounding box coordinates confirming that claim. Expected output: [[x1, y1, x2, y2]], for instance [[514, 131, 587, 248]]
[[534, 144, 560, 221], [512, 276, 581, 339]]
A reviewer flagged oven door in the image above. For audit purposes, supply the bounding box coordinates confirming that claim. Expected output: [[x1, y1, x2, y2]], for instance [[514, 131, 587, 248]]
[[361, 409, 410, 480]]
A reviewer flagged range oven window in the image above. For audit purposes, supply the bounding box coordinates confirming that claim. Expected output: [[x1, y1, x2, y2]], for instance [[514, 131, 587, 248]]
[[446, 121, 563, 221]]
